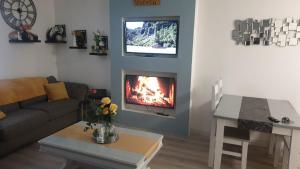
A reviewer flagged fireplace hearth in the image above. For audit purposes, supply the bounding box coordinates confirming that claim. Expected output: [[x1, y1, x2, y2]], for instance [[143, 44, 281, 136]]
[[125, 75, 176, 109]]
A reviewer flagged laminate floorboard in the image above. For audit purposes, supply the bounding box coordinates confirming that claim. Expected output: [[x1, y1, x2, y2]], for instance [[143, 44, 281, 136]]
[[0, 133, 278, 169]]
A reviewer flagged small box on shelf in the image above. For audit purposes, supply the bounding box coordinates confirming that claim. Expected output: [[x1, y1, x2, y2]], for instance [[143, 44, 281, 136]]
[[70, 30, 87, 49]]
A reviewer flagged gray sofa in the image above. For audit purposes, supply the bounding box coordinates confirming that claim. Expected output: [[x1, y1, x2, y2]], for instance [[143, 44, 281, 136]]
[[0, 77, 88, 157]]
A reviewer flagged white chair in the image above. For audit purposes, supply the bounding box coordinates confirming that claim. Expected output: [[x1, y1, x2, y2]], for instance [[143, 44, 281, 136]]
[[208, 80, 250, 169]]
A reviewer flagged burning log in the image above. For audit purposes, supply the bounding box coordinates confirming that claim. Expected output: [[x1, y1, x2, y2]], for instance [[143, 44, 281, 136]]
[[125, 75, 175, 108]]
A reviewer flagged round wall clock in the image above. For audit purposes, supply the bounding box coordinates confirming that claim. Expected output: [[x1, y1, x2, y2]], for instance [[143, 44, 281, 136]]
[[0, 0, 37, 31]]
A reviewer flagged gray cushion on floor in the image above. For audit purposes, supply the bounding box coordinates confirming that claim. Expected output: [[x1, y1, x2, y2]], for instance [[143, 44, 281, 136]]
[[0, 109, 48, 141], [26, 99, 79, 120]]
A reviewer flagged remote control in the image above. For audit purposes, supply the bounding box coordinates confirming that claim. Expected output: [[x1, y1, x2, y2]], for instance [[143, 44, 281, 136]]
[[268, 116, 280, 123]]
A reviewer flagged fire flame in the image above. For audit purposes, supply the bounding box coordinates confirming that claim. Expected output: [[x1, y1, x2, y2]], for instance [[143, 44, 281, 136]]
[[125, 76, 175, 108]]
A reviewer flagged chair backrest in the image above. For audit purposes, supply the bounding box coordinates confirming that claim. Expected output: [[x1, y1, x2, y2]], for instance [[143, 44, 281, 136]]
[[218, 79, 223, 99], [211, 79, 223, 111]]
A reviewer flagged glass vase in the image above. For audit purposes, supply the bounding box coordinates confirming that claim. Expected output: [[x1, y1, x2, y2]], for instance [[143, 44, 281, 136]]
[[92, 123, 118, 144]]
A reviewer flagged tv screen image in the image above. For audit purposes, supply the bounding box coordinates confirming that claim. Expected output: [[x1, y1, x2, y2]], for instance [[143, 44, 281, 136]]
[[124, 19, 179, 55]]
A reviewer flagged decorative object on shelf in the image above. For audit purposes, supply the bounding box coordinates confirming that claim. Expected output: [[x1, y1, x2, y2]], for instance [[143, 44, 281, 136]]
[[232, 17, 300, 47], [94, 30, 101, 48], [0, 0, 40, 43], [90, 30, 108, 55], [70, 30, 87, 49], [9, 25, 40, 43], [83, 97, 119, 144], [46, 25, 67, 43], [134, 0, 160, 6]]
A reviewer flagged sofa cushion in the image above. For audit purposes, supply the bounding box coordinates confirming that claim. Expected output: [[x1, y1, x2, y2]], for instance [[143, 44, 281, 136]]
[[0, 77, 48, 106], [0, 103, 19, 113], [65, 82, 88, 102], [19, 95, 48, 108], [44, 82, 69, 102], [0, 109, 48, 141], [26, 99, 79, 120]]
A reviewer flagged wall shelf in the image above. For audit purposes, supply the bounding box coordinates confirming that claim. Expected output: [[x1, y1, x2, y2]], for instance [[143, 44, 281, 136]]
[[45, 40, 67, 44], [9, 40, 41, 43], [69, 46, 87, 49], [89, 52, 108, 56]]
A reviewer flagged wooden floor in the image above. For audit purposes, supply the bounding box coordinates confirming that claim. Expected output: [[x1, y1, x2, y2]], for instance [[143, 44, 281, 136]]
[[0, 133, 277, 169]]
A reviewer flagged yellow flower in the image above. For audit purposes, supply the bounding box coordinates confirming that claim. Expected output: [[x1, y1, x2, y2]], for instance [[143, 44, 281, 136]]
[[102, 108, 109, 115], [110, 103, 118, 113], [101, 97, 111, 105]]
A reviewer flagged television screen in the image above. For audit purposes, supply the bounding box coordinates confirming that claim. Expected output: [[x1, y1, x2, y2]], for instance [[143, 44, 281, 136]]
[[124, 18, 179, 55]]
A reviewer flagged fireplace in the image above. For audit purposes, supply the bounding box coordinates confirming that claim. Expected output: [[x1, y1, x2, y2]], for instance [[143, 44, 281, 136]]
[[125, 75, 176, 109]]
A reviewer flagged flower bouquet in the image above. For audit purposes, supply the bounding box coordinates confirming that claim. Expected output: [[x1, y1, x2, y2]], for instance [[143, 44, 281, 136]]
[[84, 97, 119, 144]]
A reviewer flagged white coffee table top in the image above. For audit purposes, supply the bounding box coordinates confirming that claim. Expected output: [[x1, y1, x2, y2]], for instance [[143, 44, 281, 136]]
[[39, 121, 163, 169]]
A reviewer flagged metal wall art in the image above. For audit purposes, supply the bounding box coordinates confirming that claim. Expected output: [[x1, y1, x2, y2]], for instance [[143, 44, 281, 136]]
[[232, 18, 300, 47]]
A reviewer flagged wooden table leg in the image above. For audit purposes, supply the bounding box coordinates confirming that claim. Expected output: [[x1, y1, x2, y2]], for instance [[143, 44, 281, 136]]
[[268, 135, 276, 155], [208, 118, 216, 168], [289, 129, 300, 169], [273, 135, 283, 168], [213, 118, 225, 169]]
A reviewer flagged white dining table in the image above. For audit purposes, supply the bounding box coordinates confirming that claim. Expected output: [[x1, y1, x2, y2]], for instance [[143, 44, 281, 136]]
[[209, 94, 300, 169]]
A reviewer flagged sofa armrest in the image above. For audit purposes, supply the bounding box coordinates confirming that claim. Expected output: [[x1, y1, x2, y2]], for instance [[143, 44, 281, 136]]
[[65, 82, 89, 102]]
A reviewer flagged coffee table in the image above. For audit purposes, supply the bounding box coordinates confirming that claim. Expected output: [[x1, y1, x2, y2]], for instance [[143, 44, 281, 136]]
[[39, 121, 163, 169]]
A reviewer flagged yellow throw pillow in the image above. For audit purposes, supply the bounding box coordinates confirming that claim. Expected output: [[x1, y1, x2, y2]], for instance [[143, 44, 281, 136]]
[[0, 111, 6, 120], [44, 82, 69, 102]]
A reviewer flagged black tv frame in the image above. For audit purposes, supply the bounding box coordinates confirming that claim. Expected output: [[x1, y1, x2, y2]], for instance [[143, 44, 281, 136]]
[[122, 16, 180, 58]]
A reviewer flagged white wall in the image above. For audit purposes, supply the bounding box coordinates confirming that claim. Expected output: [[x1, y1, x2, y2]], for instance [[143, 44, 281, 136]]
[[191, 0, 221, 135], [0, 0, 58, 79], [54, 0, 111, 90], [191, 0, 300, 138]]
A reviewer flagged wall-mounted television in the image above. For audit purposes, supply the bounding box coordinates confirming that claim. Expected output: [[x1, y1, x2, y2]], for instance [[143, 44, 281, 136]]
[[123, 17, 179, 56]]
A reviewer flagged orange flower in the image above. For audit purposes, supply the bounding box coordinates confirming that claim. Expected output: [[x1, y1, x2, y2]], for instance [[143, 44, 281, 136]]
[[102, 108, 109, 115]]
